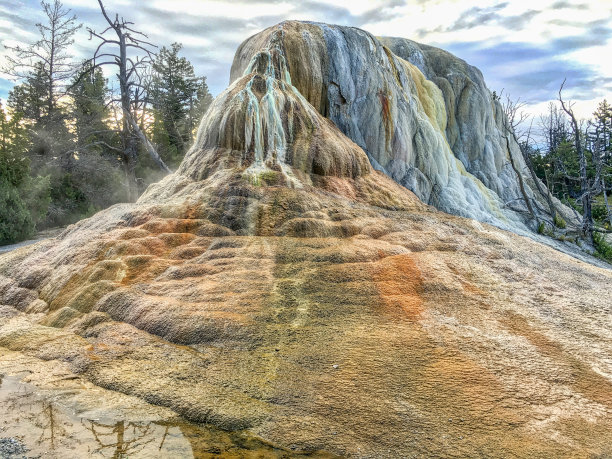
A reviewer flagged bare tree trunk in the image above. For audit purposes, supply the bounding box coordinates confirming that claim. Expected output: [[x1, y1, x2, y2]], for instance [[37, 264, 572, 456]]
[[125, 110, 171, 173], [122, 139, 138, 201], [48, 10, 55, 120], [502, 94, 559, 224], [116, 32, 138, 200], [602, 176, 612, 227], [504, 135, 535, 218], [578, 144, 593, 241], [87, 0, 170, 201], [559, 81, 593, 243], [544, 170, 553, 196]]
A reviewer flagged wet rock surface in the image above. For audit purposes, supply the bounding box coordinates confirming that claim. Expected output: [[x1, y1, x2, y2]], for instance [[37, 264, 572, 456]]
[[1, 170, 610, 457], [0, 372, 333, 458], [231, 22, 574, 234]]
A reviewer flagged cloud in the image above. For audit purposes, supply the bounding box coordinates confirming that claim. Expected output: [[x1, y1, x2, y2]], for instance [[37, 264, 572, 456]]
[[0, 0, 610, 121], [550, 24, 612, 51], [500, 10, 541, 29], [303, 0, 405, 26], [441, 31, 612, 107], [0, 8, 33, 30], [445, 3, 542, 33], [550, 1, 589, 10], [447, 3, 509, 31]]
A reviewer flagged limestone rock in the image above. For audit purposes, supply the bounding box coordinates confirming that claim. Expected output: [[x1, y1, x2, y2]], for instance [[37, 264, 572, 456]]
[[231, 21, 574, 233]]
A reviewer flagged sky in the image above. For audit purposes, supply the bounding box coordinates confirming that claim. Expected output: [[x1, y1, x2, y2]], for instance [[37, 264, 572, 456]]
[[0, 0, 611, 120]]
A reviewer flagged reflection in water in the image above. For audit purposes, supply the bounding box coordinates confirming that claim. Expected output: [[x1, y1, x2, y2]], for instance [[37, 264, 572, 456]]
[[0, 374, 334, 458], [39, 401, 65, 450], [84, 420, 160, 458], [0, 374, 194, 458]]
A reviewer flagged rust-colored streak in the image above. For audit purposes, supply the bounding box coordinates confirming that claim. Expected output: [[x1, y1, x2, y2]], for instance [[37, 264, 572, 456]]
[[379, 90, 391, 123], [372, 254, 423, 319], [378, 89, 393, 150]]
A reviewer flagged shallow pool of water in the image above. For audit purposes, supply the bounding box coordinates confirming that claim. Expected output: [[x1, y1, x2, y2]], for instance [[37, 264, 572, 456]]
[[0, 374, 331, 458]]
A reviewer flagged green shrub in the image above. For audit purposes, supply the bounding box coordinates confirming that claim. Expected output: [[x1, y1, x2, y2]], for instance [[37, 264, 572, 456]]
[[593, 205, 610, 223], [0, 178, 35, 244], [593, 232, 612, 263], [553, 213, 566, 229], [45, 173, 91, 228], [0, 145, 46, 244], [537, 222, 545, 234]]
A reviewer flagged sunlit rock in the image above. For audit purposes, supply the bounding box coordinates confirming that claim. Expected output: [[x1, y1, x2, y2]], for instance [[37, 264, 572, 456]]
[[231, 21, 574, 233]]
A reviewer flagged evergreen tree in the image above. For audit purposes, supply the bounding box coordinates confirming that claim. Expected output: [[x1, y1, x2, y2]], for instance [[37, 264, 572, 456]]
[[69, 62, 113, 151], [3, 0, 81, 124], [6, 63, 49, 126], [593, 100, 612, 157], [0, 101, 50, 243], [149, 43, 198, 164], [190, 77, 213, 133], [149, 43, 212, 167]]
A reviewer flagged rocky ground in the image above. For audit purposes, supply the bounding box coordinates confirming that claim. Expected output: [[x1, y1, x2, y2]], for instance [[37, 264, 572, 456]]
[[0, 437, 30, 459], [0, 168, 610, 457]]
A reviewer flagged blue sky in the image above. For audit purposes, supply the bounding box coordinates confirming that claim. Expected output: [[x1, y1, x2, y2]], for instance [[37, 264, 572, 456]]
[[1, 0, 611, 119]]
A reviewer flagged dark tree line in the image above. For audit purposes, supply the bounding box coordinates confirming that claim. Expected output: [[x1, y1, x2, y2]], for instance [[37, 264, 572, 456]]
[[502, 85, 612, 261], [0, 0, 212, 244]]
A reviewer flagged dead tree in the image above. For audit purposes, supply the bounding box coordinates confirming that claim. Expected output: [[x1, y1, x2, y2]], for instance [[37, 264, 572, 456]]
[[558, 80, 607, 243], [586, 123, 612, 229], [500, 92, 560, 224], [3, 0, 81, 121], [82, 0, 170, 200]]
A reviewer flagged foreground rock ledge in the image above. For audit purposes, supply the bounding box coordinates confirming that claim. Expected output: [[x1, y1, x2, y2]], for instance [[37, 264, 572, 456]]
[[1, 20, 611, 458]]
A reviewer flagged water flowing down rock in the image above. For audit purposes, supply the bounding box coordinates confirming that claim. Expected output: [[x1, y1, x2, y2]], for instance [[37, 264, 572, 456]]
[[0, 20, 611, 458], [231, 22, 574, 233]]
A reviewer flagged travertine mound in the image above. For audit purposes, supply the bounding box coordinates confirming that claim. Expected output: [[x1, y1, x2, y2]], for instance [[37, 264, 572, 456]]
[[0, 21, 611, 458], [231, 22, 574, 233]]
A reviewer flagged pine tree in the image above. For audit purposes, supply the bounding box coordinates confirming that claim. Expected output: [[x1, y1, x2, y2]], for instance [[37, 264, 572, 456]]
[[69, 62, 112, 151], [594, 100, 612, 154], [190, 77, 213, 133], [0, 100, 50, 244], [149, 43, 202, 166], [7, 64, 49, 127], [3, 0, 81, 125]]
